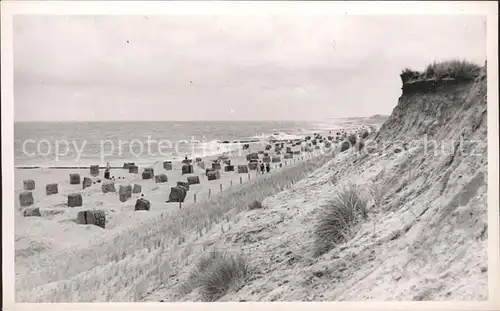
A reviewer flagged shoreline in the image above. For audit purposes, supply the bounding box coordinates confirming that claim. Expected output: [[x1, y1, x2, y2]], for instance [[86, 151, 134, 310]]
[[14, 127, 342, 169]]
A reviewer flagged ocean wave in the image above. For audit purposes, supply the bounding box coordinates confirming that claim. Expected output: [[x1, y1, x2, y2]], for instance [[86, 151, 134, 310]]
[[252, 131, 306, 141]]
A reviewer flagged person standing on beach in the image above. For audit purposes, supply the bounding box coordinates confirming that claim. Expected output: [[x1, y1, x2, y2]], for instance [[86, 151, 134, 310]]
[[104, 162, 111, 179], [260, 162, 265, 174], [265, 162, 270, 173]]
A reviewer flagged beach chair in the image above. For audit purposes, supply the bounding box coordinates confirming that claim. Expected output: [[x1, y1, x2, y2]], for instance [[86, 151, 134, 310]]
[[77, 210, 106, 228], [187, 176, 200, 185], [182, 164, 194, 175], [46, 183, 58, 195], [207, 170, 221, 181], [168, 186, 187, 203], [67, 193, 83, 207], [83, 177, 92, 190], [155, 174, 168, 183], [23, 207, 41, 217], [23, 179, 35, 190], [135, 198, 151, 211], [69, 173, 81, 185], [19, 191, 34, 207]]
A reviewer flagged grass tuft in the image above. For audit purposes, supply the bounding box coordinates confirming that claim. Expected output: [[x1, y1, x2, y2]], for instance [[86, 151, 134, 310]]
[[340, 141, 350, 152], [248, 200, 263, 210], [348, 133, 357, 146], [313, 185, 368, 257], [183, 249, 248, 302], [360, 129, 370, 139]]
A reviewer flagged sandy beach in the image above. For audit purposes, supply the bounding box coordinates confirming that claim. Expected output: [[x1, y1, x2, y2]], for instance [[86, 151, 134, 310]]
[[14, 135, 334, 284]]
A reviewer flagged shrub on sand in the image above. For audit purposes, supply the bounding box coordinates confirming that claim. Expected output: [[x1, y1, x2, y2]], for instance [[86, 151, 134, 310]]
[[360, 129, 370, 139], [183, 249, 248, 302], [248, 200, 263, 210], [313, 185, 368, 257], [348, 133, 357, 146], [340, 141, 351, 152], [357, 140, 365, 152]]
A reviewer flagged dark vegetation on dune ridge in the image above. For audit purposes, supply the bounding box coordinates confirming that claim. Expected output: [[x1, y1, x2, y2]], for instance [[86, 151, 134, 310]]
[[400, 59, 482, 84], [399, 59, 484, 95]]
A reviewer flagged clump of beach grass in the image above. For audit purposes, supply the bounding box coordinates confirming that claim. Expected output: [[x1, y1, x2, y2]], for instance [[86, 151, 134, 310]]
[[182, 249, 249, 302], [348, 133, 357, 146], [248, 200, 263, 210], [360, 129, 370, 139], [313, 185, 368, 257], [340, 141, 351, 152], [400, 59, 482, 84]]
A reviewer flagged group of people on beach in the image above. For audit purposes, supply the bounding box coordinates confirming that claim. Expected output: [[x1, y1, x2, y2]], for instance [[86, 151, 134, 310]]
[[259, 161, 271, 174]]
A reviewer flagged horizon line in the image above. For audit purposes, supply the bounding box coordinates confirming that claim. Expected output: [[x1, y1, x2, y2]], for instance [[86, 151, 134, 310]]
[[13, 115, 389, 123]]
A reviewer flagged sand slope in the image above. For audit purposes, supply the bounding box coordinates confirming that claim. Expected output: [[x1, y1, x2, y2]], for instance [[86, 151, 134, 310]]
[[145, 65, 488, 301]]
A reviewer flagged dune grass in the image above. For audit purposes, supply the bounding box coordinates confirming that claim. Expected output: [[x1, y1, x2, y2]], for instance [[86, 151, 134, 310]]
[[360, 129, 370, 139], [313, 185, 368, 257], [400, 59, 482, 84], [340, 141, 351, 152], [248, 200, 263, 210], [181, 249, 249, 301], [348, 133, 357, 146], [17, 151, 333, 302]]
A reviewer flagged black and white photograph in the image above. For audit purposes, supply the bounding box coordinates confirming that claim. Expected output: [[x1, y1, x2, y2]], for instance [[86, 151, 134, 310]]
[[1, 1, 499, 308]]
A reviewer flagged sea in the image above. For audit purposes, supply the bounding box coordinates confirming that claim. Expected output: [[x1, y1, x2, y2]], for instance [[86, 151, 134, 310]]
[[14, 120, 346, 168]]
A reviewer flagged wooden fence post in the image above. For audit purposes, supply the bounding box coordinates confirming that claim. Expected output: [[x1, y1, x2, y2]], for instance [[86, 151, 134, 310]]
[[240, 176, 242, 184], [248, 174, 250, 181], [220, 184, 222, 193], [208, 188, 211, 198], [179, 201, 182, 209], [194, 193, 197, 203]]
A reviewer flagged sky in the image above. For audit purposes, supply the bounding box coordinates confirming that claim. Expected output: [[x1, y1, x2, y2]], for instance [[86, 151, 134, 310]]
[[13, 14, 486, 121]]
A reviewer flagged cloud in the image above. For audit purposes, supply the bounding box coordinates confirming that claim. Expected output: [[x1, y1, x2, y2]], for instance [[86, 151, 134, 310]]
[[13, 14, 486, 121]]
